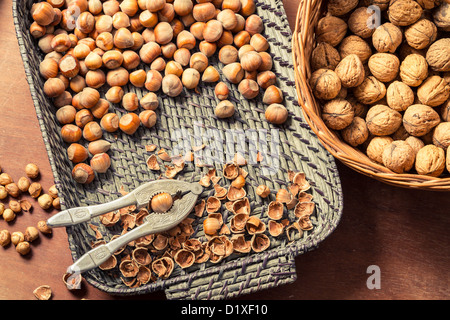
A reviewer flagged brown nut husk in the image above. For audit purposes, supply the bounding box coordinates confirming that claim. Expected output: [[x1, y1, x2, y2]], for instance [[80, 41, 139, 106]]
[[267, 201, 283, 220], [417, 76, 450, 107], [151, 257, 174, 279], [251, 233, 270, 252], [268, 220, 285, 237], [368, 53, 400, 83], [403, 104, 441, 137], [309, 69, 342, 100], [366, 104, 402, 136], [388, 0, 423, 26], [386, 81, 415, 111], [366, 136, 394, 164], [119, 259, 139, 278], [400, 54, 429, 87], [321, 98, 355, 130], [382, 140, 415, 173], [232, 197, 251, 215], [231, 234, 251, 253], [174, 249, 195, 269], [354, 76, 386, 104], [334, 54, 365, 88], [433, 122, 450, 150], [132, 247, 152, 266], [415, 145, 446, 177], [311, 42, 341, 71], [341, 116, 370, 147]]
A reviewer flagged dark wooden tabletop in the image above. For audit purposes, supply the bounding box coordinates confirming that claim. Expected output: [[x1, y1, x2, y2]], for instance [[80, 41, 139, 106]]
[[0, 0, 448, 300]]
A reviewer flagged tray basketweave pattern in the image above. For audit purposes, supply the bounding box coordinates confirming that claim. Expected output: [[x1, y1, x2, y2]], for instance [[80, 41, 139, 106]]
[[292, 0, 450, 191], [13, 0, 343, 299]]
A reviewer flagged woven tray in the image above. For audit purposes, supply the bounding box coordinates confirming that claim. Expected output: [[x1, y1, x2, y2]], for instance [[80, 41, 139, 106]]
[[13, 0, 343, 299], [292, 0, 450, 191]]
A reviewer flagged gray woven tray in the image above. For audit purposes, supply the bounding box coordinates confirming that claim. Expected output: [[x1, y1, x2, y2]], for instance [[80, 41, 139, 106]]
[[13, 0, 343, 299]]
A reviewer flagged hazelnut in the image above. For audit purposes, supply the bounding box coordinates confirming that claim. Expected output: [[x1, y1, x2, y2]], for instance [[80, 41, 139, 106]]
[[139, 41, 161, 64], [403, 104, 441, 137], [38, 194, 53, 210], [100, 113, 119, 133], [90, 153, 111, 173], [309, 69, 342, 100], [215, 100, 235, 118], [426, 38, 450, 72], [372, 23, 403, 53], [67, 143, 88, 163], [32, 2, 55, 26], [222, 62, 244, 84], [24, 226, 39, 242], [192, 2, 216, 22], [11, 231, 24, 246], [365, 104, 402, 136], [240, 51, 262, 72], [88, 140, 111, 155], [190, 52, 209, 72], [388, 0, 423, 26], [353, 76, 386, 104], [315, 16, 348, 47], [145, 70, 163, 92], [382, 140, 415, 173], [28, 182, 42, 198], [417, 76, 450, 107], [162, 74, 183, 97], [218, 45, 239, 65], [83, 121, 103, 142], [245, 14, 264, 35], [203, 19, 223, 42], [415, 145, 446, 177], [3, 208, 16, 222], [238, 79, 259, 99], [263, 85, 283, 105], [256, 185, 270, 198], [366, 136, 394, 164], [72, 163, 95, 184], [341, 116, 369, 147], [140, 92, 159, 110], [321, 99, 355, 130], [37, 220, 52, 234], [215, 82, 230, 100], [386, 81, 414, 112], [119, 113, 141, 135], [16, 241, 31, 255], [139, 110, 157, 129], [400, 54, 429, 87], [368, 53, 400, 83], [106, 67, 129, 87], [105, 86, 124, 104], [334, 54, 365, 88], [181, 68, 200, 89], [43, 77, 65, 98], [265, 103, 288, 125], [0, 230, 11, 247], [9, 200, 21, 213], [311, 42, 341, 71]]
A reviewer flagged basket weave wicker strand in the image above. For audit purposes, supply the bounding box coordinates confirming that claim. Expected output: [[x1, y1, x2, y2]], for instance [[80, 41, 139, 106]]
[[13, 0, 343, 299], [292, 0, 450, 191]]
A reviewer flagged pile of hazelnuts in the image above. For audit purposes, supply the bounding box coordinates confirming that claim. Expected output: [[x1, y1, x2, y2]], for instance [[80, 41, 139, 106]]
[[30, 0, 288, 184]]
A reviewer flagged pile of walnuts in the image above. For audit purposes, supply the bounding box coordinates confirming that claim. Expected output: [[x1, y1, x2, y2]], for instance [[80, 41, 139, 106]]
[[310, 0, 450, 177]]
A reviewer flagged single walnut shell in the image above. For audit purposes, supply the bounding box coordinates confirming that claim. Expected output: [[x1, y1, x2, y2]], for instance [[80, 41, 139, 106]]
[[315, 16, 348, 47], [348, 7, 376, 39], [433, 122, 450, 150], [366, 136, 394, 164], [417, 76, 450, 107], [311, 42, 341, 71], [368, 53, 400, 83], [403, 104, 441, 137], [309, 69, 342, 100], [388, 0, 423, 26], [382, 140, 415, 173], [386, 81, 415, 111], [327, 0, 359, 16], [426, 38, 450, 72], [405, 136, 425, 156], [354, 76, 387, 104], [322, 98, 355, 130], [404, 19, 438, 50], [339, 35, 372, 63], [372, 23, 403, 53], [415, 145, 446, 176], [341, 116, 369, 146], [433, 2, 450, 31], [366, 104, 403, 136], [334, 54, 365, 88], [399, 54, 429, 87]]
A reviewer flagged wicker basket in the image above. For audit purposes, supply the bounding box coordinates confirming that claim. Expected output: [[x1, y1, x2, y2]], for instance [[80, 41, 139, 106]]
[[13, 0, 343, 299], [292, 0, 450, 191]]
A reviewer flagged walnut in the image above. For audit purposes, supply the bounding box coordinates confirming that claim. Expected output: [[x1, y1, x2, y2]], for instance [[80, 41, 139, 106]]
[[447, 147, 450, 174], [327, 0, 359, 16], [353, 76, 387, 104], [348, 7, 376, 39], [386, 81, 415, 111], [309, 69, 342, 100], [339, 35, 372, 64], [426, 38, 450, 72], [382, 140, 415, 173], [433, 2, 450, 31], [388, 0, 423, 26], [403, 104, 441, 136], [405, 136, 425, 156], [417, 76, 450, 106], [398, 42, 426, 61], [311, 42, 341, 71], [365, 104, 402, 136], [399, 54, 429, 87], [315, 16, 348, 47], [441, 99, 450, 121], [417, 0, 443, 9], [391, 124, 411, 140], [359, 0, 391, 10], [444, 72, 450, 85], [347, 96, 369, 118], [367, 136, 394, 164], [368, 53, 400, 83], [321, 99, 355, 130], [404, 19, 438, 50], [334, 54, 365, 88], [341, 116, 370, 146], [432, 122, 450, 150], [415, 145, 446, 176], [372, 22, 403, 53]]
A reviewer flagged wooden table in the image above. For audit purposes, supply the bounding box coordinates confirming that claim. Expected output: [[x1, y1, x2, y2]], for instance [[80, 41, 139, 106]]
[[0, 0, 448, 300]]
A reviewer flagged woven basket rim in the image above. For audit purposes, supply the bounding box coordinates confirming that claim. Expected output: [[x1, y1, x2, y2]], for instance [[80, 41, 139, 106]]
[[292, 0, 450, 192]]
